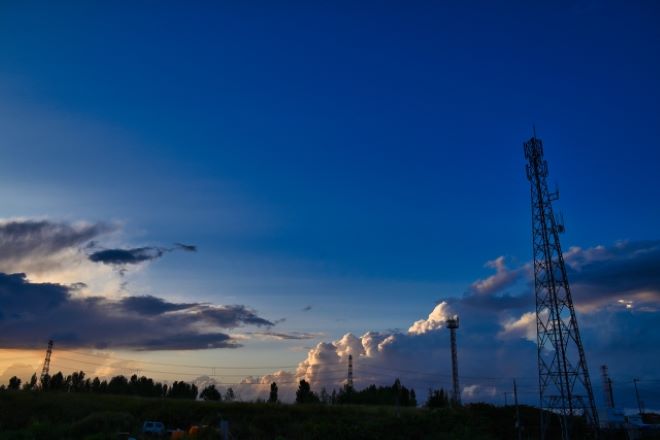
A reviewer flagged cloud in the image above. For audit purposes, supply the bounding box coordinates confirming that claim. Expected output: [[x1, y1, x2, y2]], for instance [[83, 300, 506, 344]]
[[407, 302, 452, 335], [250, 331, 320, 341], [236, 240, 660, 406], [498, 311, 537, 342], [469, 256, 525, 296], [228, 299, 539, 402], [0, 218, 196, 297], [0, 273, 273, 351], [89, 247, 166, 265], [0, 219, 114, 275], [88, 243, 197, 266], [116, 295, 196, 315], [462, 240, 660, 314], [302, 305, 312, 312], [462, 384, 497, 399], [175, 243, 197, 252], [565, 240, 660, 312]]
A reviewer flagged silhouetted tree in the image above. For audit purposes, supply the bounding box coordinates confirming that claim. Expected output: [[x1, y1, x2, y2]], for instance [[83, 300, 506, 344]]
[[296, 379, 319, 404], [426, 388, 450, 408], [167, 381, 198, 399], [40, 373, 50, 391], [200, 384, 221, 401], [320, 387, 330, 404], [224, 387, 235, 402], [70, 371, 86, 392], [7, 376, 21, 391], [108, 375, 129, 394], [268, 382, 278, 404], [50, 372, 65, 391], [22, 373, 38, 391], [336, 379, 417, 407]]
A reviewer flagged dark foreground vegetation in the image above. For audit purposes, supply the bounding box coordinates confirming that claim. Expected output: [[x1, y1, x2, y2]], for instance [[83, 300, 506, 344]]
[[1, 372, 654, 439], [0, 390, 615, 440]]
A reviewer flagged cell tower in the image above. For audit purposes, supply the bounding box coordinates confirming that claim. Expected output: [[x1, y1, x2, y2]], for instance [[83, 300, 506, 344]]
[[40, 339, 53, 382], [524, 132, 599, 439], [347, 354, 354, 389], [446, 316, 460, 405], [600, 365, 614, 409]]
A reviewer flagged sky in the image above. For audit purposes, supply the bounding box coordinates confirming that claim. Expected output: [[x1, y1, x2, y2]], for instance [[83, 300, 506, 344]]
[[0, 0, 659, 409]]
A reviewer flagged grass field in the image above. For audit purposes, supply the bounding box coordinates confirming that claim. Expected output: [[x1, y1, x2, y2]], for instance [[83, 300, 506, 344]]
[[0, 391, 587, 439]]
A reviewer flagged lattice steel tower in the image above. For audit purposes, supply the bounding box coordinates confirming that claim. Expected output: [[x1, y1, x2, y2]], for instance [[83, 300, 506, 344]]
[[524, 133, 599, 439], [40, 339, 53, 382]]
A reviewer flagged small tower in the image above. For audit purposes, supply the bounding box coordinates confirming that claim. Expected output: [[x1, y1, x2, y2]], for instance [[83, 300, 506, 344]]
[[601, 365, 615, 408], [446, 316, 460, 404], [347, 354, 354, 389], [40, 339, 53, 382]]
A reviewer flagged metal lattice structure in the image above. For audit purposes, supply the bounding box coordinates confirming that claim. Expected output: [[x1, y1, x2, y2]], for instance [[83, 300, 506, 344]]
[[446, 316, 460, 405], [40, 339, 53, 382], [524, 133, 599, 439]]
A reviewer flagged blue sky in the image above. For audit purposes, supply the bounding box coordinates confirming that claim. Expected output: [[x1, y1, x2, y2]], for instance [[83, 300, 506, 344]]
[[0, 1, 659, 407]]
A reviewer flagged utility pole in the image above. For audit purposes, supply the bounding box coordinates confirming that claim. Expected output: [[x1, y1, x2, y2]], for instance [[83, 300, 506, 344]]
[[523, 132, 599, 439], [514, 379, 522, 440], [446, 316, 461, 405], [633, 379, 644, 415], [347, 354, 354, 389]]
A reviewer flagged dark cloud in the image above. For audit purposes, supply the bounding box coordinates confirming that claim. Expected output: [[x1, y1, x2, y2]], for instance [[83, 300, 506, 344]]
[[197, 305, 274, 328], [175, 243, 197, 252], [251, 331, 319, 340], [88, 243, 197, 266], [89, 247, 165, 265], [302, 305, 312, 312], [566, 240, 660, 310], [0, 219, 113, 272], [456, 240, 660, 313], [117, 295, 196, 316], [0, 273, 272, 351]]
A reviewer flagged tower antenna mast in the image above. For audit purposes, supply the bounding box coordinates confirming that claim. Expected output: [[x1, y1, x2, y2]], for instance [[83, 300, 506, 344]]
[[40, 339, 54, 384], [446, 316, 460, 405], [524, 131, 599, 439]]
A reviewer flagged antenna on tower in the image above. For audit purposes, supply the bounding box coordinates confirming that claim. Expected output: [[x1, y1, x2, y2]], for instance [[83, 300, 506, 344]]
[[523, 132, 599, 439], [40, 339, 53, 384], [446, 316, 460, 405], [347, 354, 354, 389]]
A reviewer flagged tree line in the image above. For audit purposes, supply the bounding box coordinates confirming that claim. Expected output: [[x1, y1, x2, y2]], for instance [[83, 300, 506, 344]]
[[1, 371, 452, 408]]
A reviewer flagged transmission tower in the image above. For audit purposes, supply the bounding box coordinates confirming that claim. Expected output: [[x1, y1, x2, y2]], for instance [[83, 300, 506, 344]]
[[40, 339, 53, 382], [446, 316, 460, 405], [600, 365, 614, 409], [347, 354, 354, 389], [524, 132, 599, 439]]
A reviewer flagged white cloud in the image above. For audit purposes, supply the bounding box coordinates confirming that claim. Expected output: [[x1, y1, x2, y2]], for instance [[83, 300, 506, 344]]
[[498, 311, 537, 342], [407, 301, 452, 335], [469, 256, 524, 296]]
